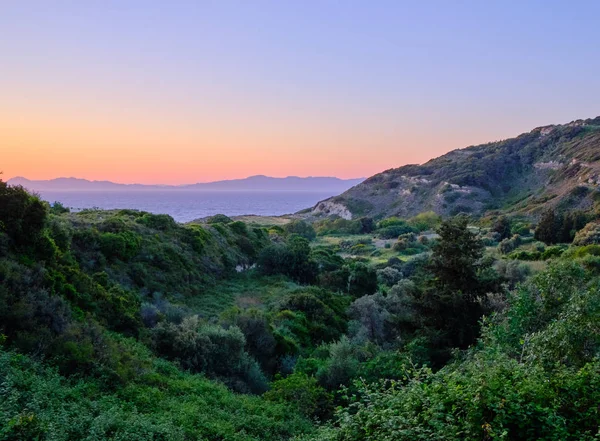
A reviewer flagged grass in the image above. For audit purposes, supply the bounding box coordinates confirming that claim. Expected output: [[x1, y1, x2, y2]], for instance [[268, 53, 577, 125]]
[[183, 272, 300, 317], [313, 233, 415, 266]]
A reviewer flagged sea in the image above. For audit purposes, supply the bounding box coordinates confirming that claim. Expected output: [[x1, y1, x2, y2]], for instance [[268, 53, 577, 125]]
[[38, 190, 332, 223]]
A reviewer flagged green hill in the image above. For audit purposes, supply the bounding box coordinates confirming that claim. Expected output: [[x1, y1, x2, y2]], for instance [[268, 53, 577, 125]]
[[310, 117, 600, 220]]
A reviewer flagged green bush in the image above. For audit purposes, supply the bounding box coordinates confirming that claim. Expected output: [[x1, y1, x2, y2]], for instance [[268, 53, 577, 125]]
[[264, 373, 333, 420], [152, 316, 268, 393], [283, 220, 317, 241], [407, 211, 442, 232], [136, 213, 177, 230], [257, 235, 318, 284], [508, 250, 541, 261], [99, 231, 141, 261], [206, 214, 233, 224]]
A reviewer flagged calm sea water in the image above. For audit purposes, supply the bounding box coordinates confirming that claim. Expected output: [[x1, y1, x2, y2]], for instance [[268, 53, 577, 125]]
[[38, 190, 331, 222]]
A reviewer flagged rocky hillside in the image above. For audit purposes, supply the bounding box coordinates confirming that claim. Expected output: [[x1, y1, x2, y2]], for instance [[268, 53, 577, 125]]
[[310, 117, 600, 220]]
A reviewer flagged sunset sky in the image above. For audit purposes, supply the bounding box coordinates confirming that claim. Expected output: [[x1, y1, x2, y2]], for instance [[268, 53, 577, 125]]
[[2, 1, 600, 184]]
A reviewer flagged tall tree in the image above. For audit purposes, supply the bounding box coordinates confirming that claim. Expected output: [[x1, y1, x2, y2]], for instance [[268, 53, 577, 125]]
[[418, 215, 487, 357], [429, 215, 484, 294], [492, 216, 512, 240], [534, 210, 559, 245]]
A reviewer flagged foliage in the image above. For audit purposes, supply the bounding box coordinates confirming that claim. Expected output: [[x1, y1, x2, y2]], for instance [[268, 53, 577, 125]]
[[492, 215, 512, 239], [257, 235, 318, 283], [284, 220, 317, 241], [535, 209, 588, 245], [407, 211, 442, 232], [206, 213, 233, 224], [376, 217, 417, 239], [0, 348, 313, 441], [417, 216, 488, 356], [152, 316, 268, 393], [573, 221, 600, 246], [303, 259, 600, 441], [264, 373, 333, 420]]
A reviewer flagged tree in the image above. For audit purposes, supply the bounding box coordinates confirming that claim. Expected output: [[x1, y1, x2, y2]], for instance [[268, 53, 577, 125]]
[[429, 215, 483, 293], [257, 235, 317, 283], [492, 216, 512, 240], [347, 261, 378, 298], [419, 215, 487, 356], [534, 210, 558, 245], [0, 181, 47, 247]]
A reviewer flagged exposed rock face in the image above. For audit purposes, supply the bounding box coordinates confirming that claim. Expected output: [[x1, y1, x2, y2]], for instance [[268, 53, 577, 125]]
[[312, 200, 353, 219], [309, 116, 600, 219]]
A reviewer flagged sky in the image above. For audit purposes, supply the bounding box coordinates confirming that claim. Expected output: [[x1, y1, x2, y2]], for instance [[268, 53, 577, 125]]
[[1, 1, 600, 185]]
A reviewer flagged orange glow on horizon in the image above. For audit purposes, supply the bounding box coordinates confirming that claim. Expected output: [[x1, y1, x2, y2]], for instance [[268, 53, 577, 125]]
[[2, 108, 492, 185]]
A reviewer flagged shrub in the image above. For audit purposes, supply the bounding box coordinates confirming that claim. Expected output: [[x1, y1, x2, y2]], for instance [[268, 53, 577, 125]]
[[316, 336, 360, 389], [494, 260, 531, 288], [206, 214, 233, 224], [257, 236, 318, 284], [99, 231, 141, 261], [136, 213, 177, 230], [573, 221, 600, 246], [376, 267, 403, 286], [314, 218, 363, 235], [492, 216, 512, 239], [541, 245, 564, 260], [264, 373, 333, 420], [0, 181, 47, 247], [498, 234, 521, 255], [407, 211, 442, 232], [152, 316, 268, 393], [49, 201, 70, 214], [283, 220, 317, 241], [508, 250, 541, 261], [347, 262, 378, 298], [276, 288, 349, 345]]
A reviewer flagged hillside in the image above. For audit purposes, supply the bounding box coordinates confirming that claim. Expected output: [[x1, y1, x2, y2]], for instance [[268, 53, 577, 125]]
[[310, 117, 600, 220], [2, 175, 600, 440]]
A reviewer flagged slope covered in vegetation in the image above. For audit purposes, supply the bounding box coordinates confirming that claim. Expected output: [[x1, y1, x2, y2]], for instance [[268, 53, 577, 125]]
[[311, 116, 600, 220], [0, 181, 312, 440], [2, 171, 600, 440]]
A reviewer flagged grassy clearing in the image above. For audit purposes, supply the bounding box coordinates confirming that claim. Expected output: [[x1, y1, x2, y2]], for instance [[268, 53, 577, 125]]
[[183, 272, 300, 317]]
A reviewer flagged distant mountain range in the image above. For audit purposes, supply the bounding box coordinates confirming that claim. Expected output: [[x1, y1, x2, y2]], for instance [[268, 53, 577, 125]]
[[7, 175, 365, 193], [309, 116, 600, 220]]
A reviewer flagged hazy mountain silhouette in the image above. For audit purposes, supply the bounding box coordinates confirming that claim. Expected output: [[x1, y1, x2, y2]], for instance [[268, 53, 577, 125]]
[[7, 175, 364, 193]]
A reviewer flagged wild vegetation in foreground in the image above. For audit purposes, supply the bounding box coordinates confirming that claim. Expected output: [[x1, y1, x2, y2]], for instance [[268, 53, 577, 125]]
[[1, 179, 600, 440]]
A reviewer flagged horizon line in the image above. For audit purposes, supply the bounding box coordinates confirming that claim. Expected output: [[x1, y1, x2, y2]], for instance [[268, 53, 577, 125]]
[[5, 174, 367, 187]]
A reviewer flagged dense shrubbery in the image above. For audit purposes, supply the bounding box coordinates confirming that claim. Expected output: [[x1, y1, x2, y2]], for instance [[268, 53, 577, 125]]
[[303, 259, 600, 441], [313, 217, 374, 236], [283, 219, 317, 241], [0, 347, 313, 441], [3, 179, 600, 439], [152, 316, 269, 393], [375, 217, 417, 239], [257, 235, 318, 283]]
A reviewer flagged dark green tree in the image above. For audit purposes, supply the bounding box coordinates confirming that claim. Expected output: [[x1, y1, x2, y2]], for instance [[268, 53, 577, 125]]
[[257, 235, 317, 283], [492, 216, 511, 240], [0, 181, 47, 247], [418, 216, 487, 358], [429, 215, 483, 293], [534, 210, 559, 245]]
